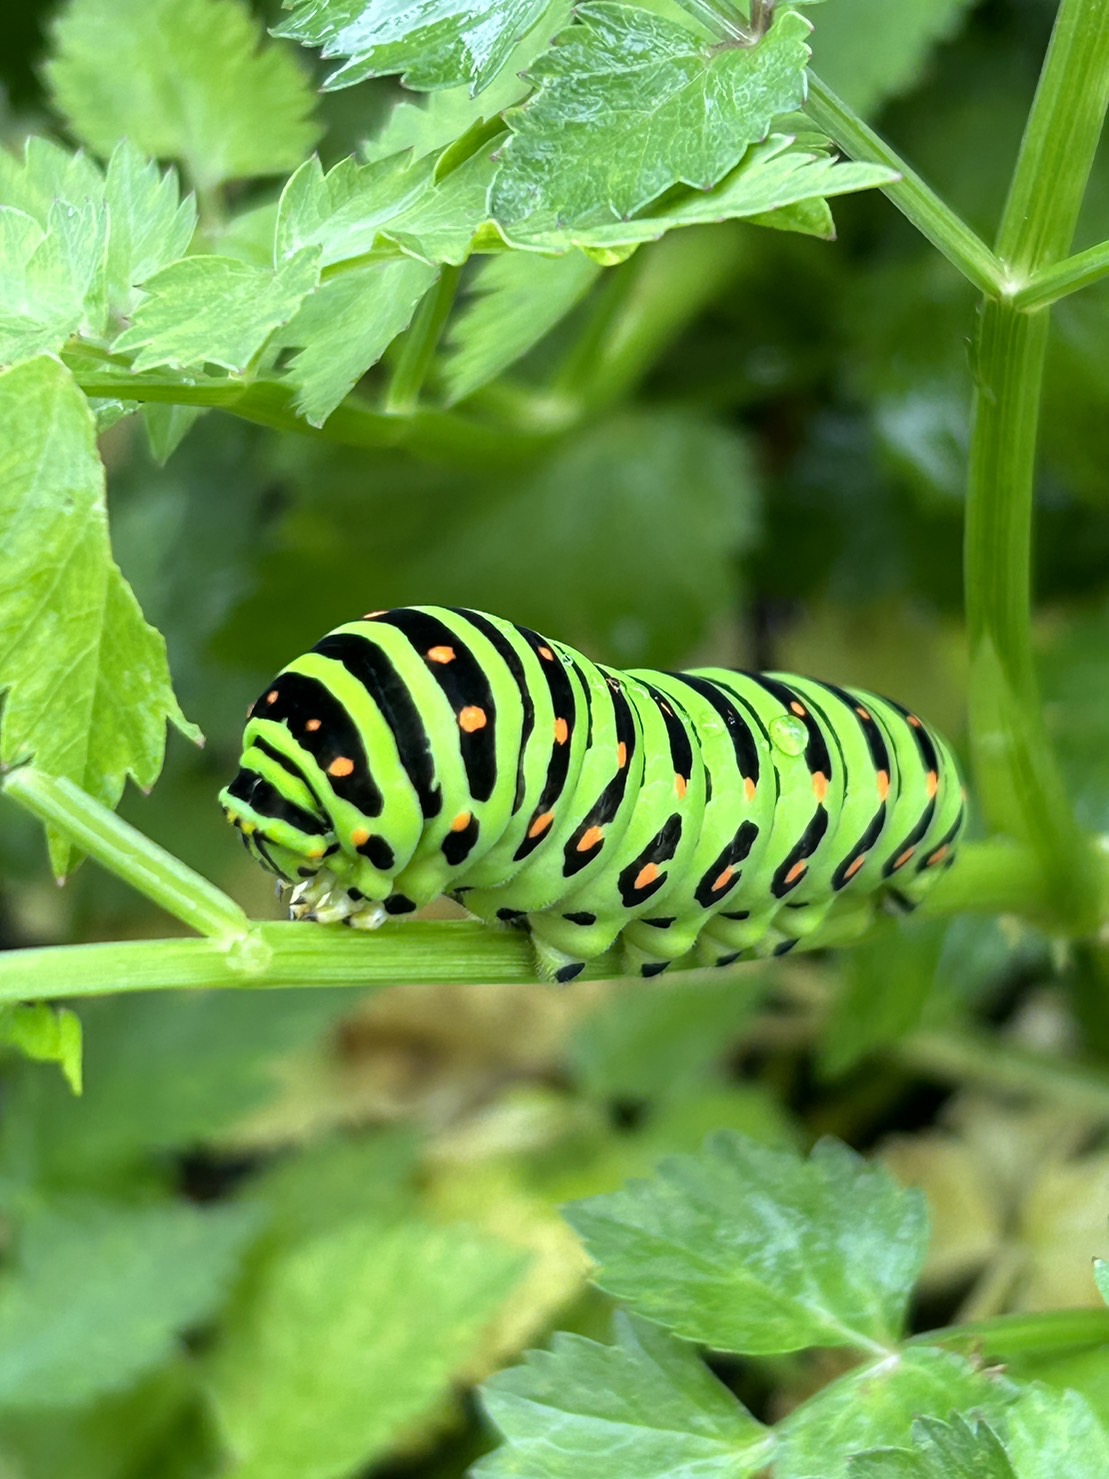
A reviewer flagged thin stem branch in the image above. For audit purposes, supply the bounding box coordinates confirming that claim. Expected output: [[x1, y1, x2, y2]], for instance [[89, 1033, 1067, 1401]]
[[68, 370, 554, 468], [384, 265, 462, 415], [804, 74, 1005, 298], [2, 769, 251, 943], [912, 1308, 1109, 1359], [1011, 237, 1109, 310]]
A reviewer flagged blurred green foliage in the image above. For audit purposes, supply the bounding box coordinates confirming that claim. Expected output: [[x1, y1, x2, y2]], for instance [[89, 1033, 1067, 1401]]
[[1, 0, 1109, 1475]]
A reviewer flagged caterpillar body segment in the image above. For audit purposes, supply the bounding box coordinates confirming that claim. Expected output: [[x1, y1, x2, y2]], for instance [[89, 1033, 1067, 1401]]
[[220, 606, 966, 981]]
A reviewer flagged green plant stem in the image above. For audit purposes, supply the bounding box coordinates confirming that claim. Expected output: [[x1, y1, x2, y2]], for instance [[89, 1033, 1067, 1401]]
[[895, 1026, 1109, 1120], [912, 1308, 1109, 1360], [384, 264, 462, 415], [1012, 237, 1109, 310], [964, 0, 1109, 932], [70, 369, 553, 467], [3, 769, 251, 943], [804, 75, 1004, 297]]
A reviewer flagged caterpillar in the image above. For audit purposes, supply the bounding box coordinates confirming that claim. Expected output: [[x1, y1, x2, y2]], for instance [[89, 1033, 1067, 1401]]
[[220, 606, 966, 981]]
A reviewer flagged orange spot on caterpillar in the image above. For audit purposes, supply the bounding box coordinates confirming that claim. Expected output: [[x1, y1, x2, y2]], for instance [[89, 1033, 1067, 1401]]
[[305, 847, 325, 860], [785, 861, 808, 885], [876, 770, 890, 801], [812, 771, 828, 803], [328, 757, 355, 777], [844, 856, 866, 880], [635, 862, 660, 890], [538, 645, 554, 661], [790, 701, 806, 717], [577, 826, 604, 852], [427, 645, 455, 664], [528, 811, 554, 839], [305, 718, 321, 732], [893, 847, 915, 870], [856, 705, 871, 722], [450, 811, 472, 832], [743, 777, 757, 803], [926, 770, 938, 798], [459, 706, 487, 732], [675, 773, 688, 799], [351, 827, 370, 846], [907, 714, 922, 728], [616, 741, 627, 768], [712, 866, 734, 892], [926, 844, 949, 867], [553, 717, 569, 745], [265, 690, 278, 705]]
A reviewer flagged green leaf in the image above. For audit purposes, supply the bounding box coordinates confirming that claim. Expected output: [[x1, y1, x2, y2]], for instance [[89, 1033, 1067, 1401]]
[[0, 1197, 260, 1409], [849, 1412, 1016, 1478], [499, 134, 898, 250], [207, 1215, 525, 1479], [442, 250, 601, 403], [46, 0, 320, 189], [275, 149, 494, 270], [476, 1311, 773, 1478], [113, 248, 321, 373], [274, 0, 556, 94], [140, 403, 204, 465], [1005, 1386, 1109, 1479], [102, 141, 197, 316], [364, 1, 574, 161], [0, 1003, 82, 1093], [565, 1132, 928, 1354], [282, 258, 439, 424], [810, 0, 974, 119], [0, 357, 200, 876], [0, 200, 107, 365], [852, 1388, 1109, 1479], [490, 5, 812, 236], [1096, 1258, 1109, 1307], [0, 138, 195, 332], [776, 1348, 1016, 1478]]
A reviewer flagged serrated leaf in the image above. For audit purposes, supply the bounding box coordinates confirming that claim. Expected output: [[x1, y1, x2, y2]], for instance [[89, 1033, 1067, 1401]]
[[490, 5, 811, 236], [499, 134, 898, 250], [276, 149, 493, 270], [47, 0, 319, 189], [476, 1311, 772, 1479], [364, 1, 573, 161], [207, 1215, 525, 1479], [442, 250, 600, 403], [0, 198, 108, 365], [0, 357, 200, 875], [0, 138, 194, 330], [850, 1412, 1015, 1478], [274, 0, 556, 94], [0, 1197, 260, 1409], [0, 1003, 82, 1094], [810, 0, 974, 118], [776, 1348, 1016, 1479], [102, 141, 197, 315], [283, 258, 438, 424], [566, 1132, 928, 1354], [113, 248, 320, 373]]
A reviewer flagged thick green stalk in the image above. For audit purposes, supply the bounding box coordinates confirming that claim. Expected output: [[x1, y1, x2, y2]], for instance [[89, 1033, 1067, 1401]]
[[964, 0, 1109, 930]]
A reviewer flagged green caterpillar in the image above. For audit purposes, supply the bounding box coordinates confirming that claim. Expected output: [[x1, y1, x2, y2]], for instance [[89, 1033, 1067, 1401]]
[[220, 606, 966, 981]]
